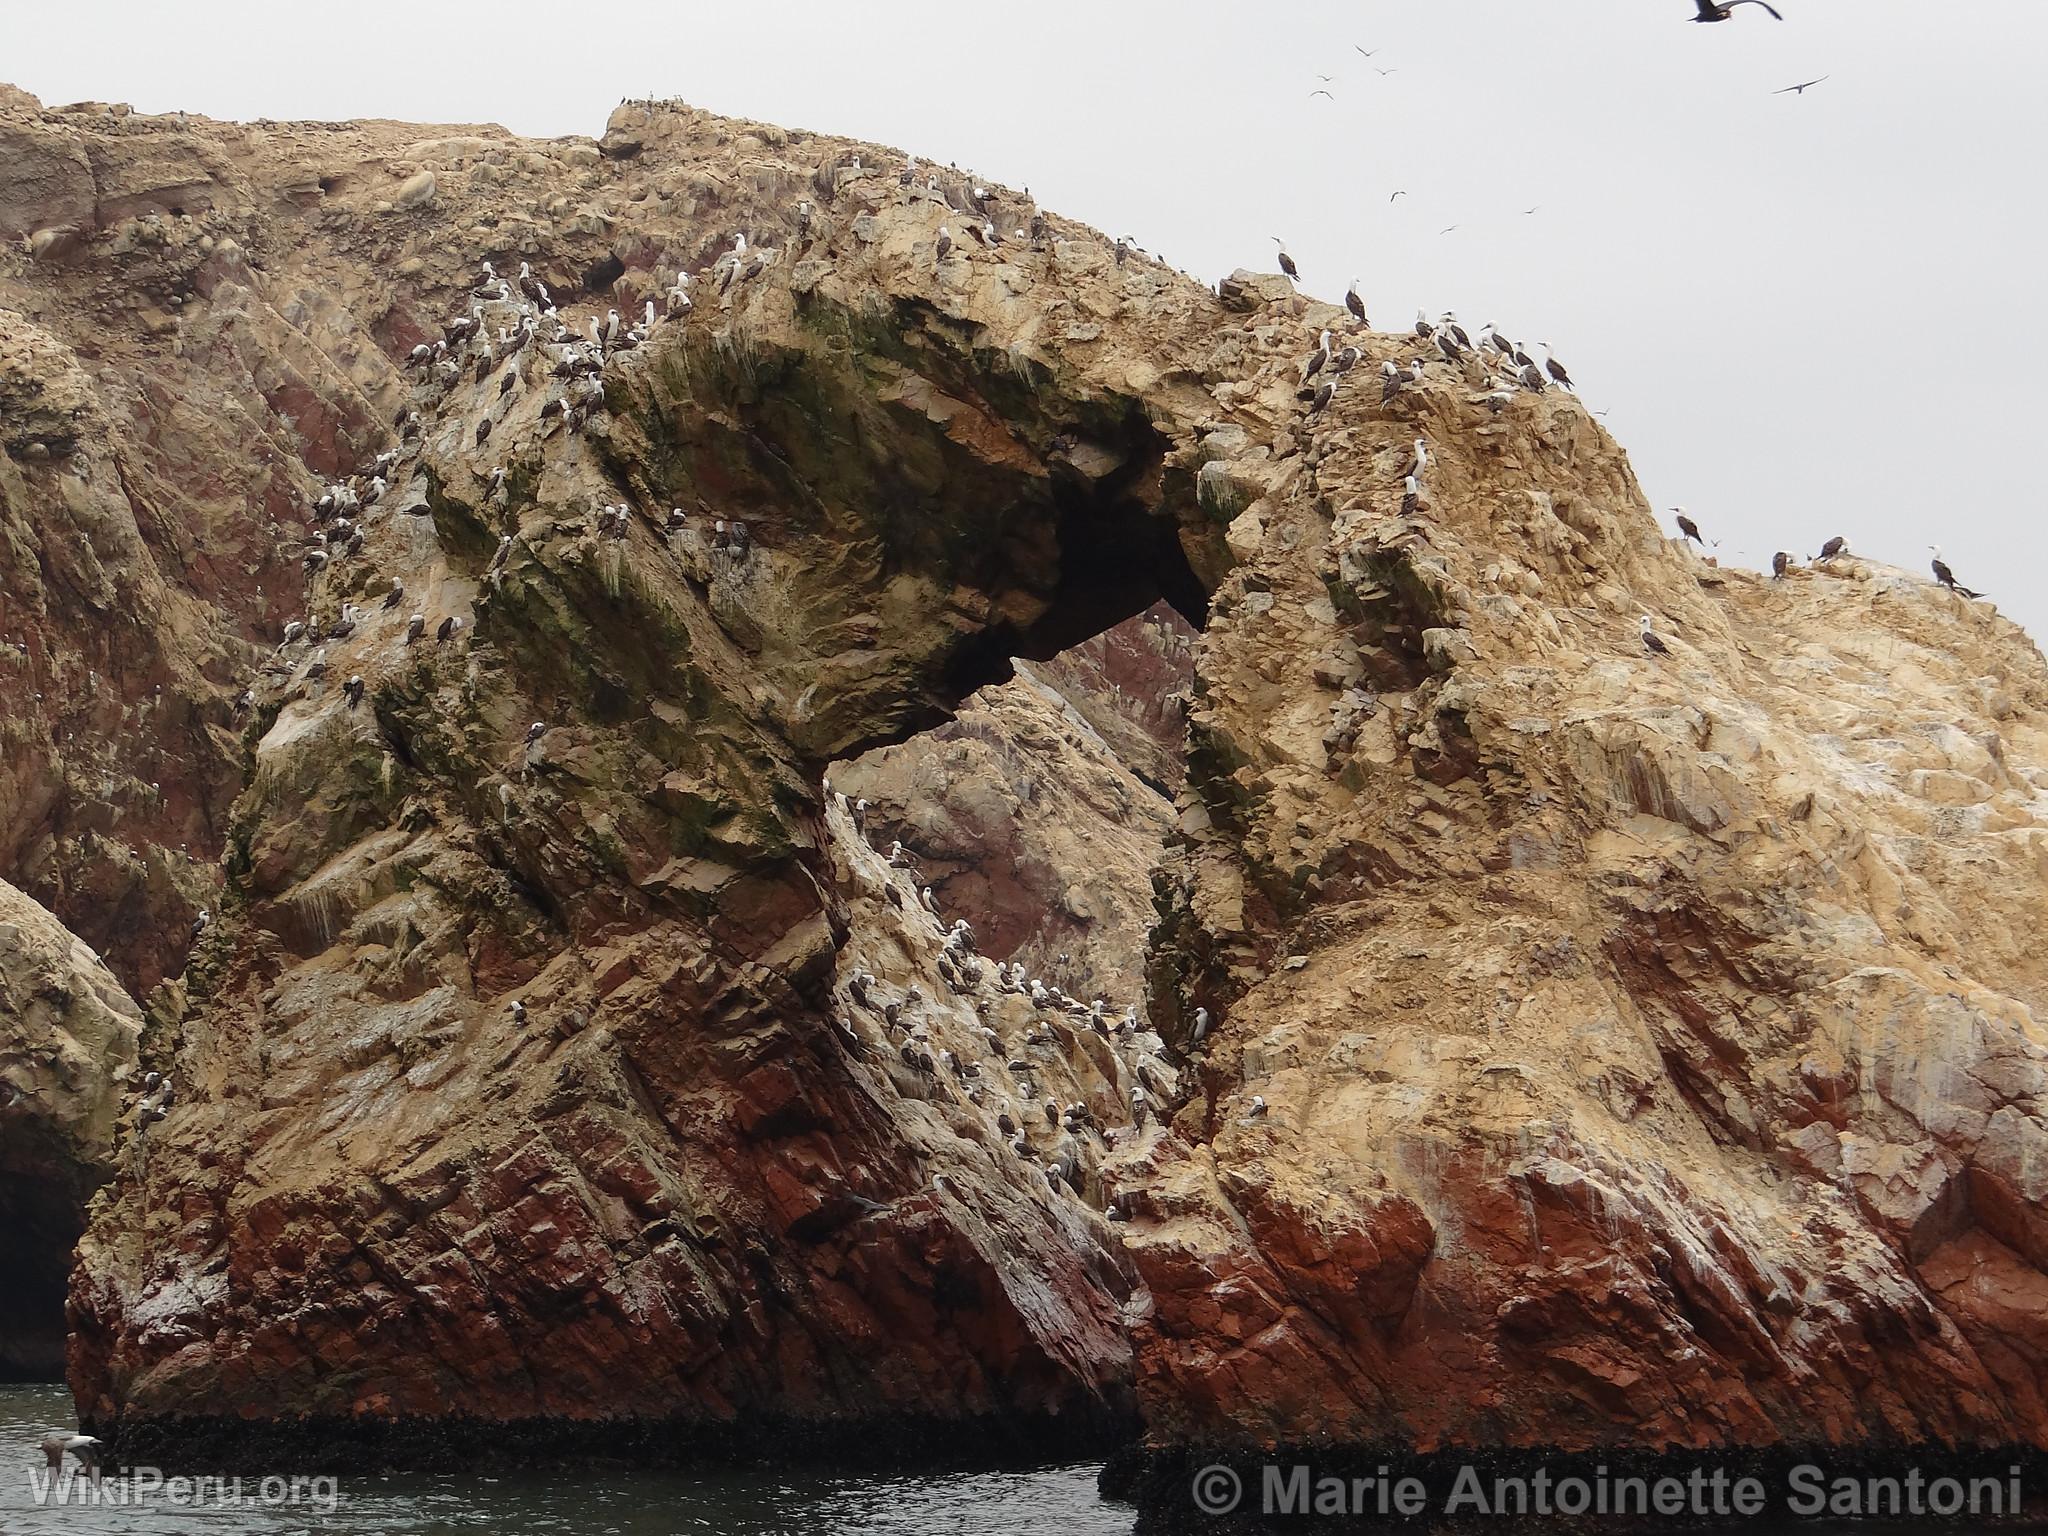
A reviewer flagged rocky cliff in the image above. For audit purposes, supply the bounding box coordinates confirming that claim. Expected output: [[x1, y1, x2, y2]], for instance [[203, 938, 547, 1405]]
[[1, 83, 2045, 1510], [0, 877, 140, 1378], [833, 602, 1194, 1009]]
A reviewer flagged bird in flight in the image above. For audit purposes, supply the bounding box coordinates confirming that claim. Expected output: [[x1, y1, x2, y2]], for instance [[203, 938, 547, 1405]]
[[1389, 190, 1407, 202], [1775, 75, 1828, 94], [1692, 0, 1783, 19], [1374, 67, 1399, 75], [1309, 89, 1335, 100], [1522, 206, 1541, 215], [1355, 45, 1379, 56], [1439, 225, 1460, 236]]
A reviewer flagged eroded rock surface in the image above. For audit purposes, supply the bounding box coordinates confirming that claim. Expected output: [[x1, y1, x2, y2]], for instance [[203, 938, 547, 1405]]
[[833, 602, 1194, 1007], [0, 83, 2042, 1492], [0, 878, 140, 1378]]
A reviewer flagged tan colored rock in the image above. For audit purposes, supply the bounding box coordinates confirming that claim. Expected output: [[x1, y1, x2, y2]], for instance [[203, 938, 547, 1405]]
[[0, 86, 2039, 1496], [393, 169, 437, 209]]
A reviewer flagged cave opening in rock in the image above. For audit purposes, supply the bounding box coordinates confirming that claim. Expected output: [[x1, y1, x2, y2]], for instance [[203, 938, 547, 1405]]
[[0, 1173, 82, 1381], [833, 594, 1199, 1010]]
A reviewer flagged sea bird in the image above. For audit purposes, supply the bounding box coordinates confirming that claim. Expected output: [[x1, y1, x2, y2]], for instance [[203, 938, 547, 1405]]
[[1692, 0, 1783, 20]]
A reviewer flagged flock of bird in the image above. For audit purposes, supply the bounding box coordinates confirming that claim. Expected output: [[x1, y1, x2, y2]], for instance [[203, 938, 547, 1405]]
[[826, 793, 1237, 1209]]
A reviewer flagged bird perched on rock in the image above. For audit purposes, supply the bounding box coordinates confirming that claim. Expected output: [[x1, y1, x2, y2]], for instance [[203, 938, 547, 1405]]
[[1303, 330, 1333, 381], [1930, 546, 1982, 598], [1190, 1007, 1211, 1047], [1345, 279, 1368, 326], [1772, 551, 1792, 579], [437, 616, 464, 644], [935, 225, 953, 263], [344, 674, 364, 709], [1817, 535, 1848, 561], [526, 721, 545, 745], [1673, 509, 1706, 546], [1639, 614, 1671, 656], [1271, 237, 1299, 281], [1245, 1095, 1268, 1120]]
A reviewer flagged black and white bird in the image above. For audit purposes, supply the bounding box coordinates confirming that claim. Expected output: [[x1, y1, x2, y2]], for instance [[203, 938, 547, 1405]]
[[1271, 237, 1299, 281], [344, 674, 364, 709], [1303, 330, 1333, 380], [1817, 535, 1849, 561], [1673, 509, 1706, 546], [403, 613, 426, 646], [1929, 546, 1983, 598], [1189, 1007, 1211, 1047], [1540, 345, 1574, 389], [1345, 279, 1368, 326], [1692, 0, 1782, 20], [1772, 551, 1792, 579], [1639, 614, 1671, 656], [1309, 380, 1337, 416], [437, 616, 463, 644], [935, 225, 953, 263]]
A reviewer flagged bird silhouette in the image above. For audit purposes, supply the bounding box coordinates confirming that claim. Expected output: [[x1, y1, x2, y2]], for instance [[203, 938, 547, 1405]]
[[1693, 0, 1783, 19]]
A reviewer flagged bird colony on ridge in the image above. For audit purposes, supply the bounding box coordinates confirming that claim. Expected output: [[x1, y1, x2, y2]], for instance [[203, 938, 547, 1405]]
[[73, 64, 1997, 1411], [180, 95, 2004, 1180]]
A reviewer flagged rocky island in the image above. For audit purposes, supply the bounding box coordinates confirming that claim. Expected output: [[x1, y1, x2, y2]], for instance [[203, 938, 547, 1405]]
[[2, 82, 2046, 1529]]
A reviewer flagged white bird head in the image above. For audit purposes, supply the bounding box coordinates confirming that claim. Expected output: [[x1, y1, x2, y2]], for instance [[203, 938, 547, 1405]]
[[1638, 613, 1657, 632]]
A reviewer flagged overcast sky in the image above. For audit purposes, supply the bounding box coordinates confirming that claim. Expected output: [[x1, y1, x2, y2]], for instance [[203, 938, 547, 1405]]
[[13, 0, 2047, 641]]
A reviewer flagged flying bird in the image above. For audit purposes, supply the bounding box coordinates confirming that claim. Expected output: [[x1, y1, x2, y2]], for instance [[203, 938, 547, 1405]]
[[1439, 225, 1460, 236], [1309, 89, 1335, 100], [1775, 75, 1828, 94], [1692, 0, 1783, 19], [1354, 45, 1379, 56]]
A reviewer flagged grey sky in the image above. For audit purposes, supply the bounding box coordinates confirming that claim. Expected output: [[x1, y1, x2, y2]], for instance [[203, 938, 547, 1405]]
[[14, 0, 2047, 640]]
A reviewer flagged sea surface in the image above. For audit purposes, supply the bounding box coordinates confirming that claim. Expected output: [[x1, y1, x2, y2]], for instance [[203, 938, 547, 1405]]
[[0, 1385, 1136, 1534]]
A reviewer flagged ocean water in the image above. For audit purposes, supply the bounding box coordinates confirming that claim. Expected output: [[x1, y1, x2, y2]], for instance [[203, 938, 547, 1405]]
[[1, 1385, 1136, 1534]]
